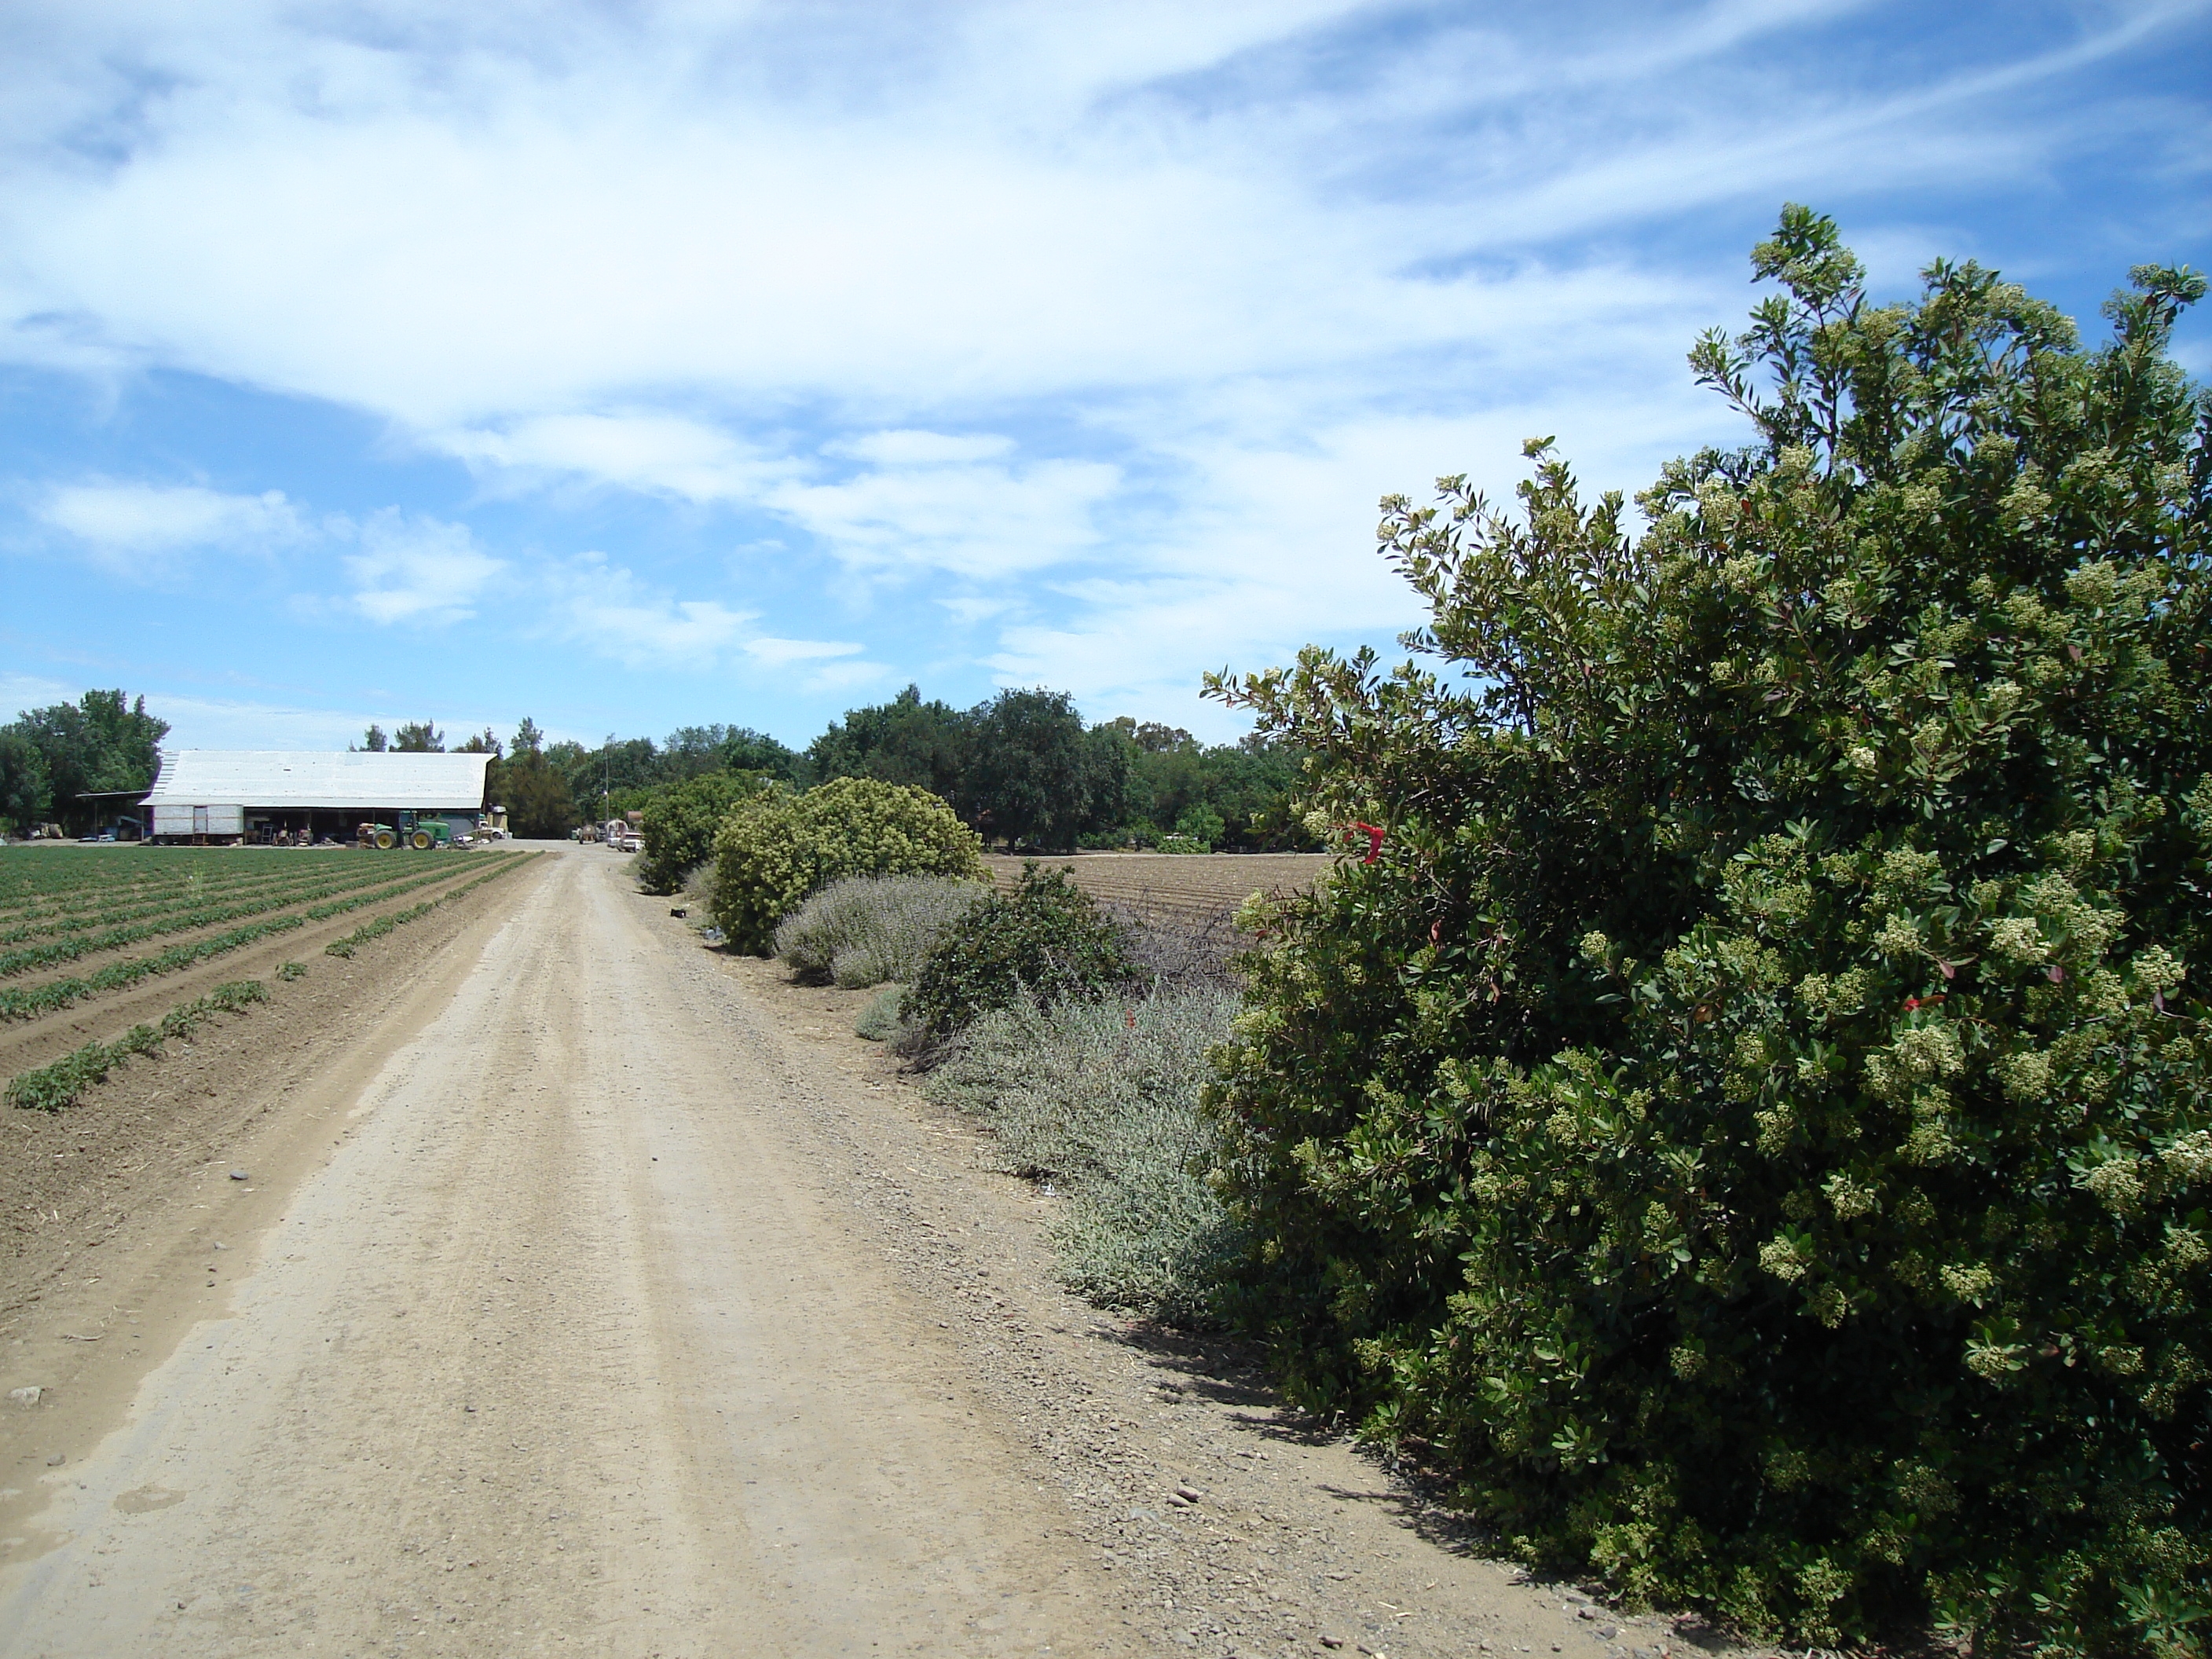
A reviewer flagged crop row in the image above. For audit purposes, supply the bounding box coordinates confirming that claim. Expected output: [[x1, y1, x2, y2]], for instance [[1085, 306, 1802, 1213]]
[[0, 855, 502, 979], [0, 854, 366, 925], [0, 857, 408, 943], [321, 852, 538, 958], [0, 914, 311, 1023], [0, 851, 534, 1021], [0, 849, 260, 908], [5, 980, 270, 1112]]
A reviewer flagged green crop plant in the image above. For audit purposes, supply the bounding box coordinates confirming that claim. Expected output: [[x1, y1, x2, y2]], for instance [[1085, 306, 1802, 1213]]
[[707, 776, 983, 955], [1204, 210, 2210, 1653], [6, 980, 269, 1111]]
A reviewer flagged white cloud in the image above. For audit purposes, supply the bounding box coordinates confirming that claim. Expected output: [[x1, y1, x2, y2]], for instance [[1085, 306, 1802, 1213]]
[[535, 552, 756, 669], [766, 452, 1121, 579], [744, 636, 865, 668], [830, 430, 1014, 467], [430, 412, 793, 502], [342, 511, 505, 626], [0, 1, 2199, 734], [30, 481, 306, 573]]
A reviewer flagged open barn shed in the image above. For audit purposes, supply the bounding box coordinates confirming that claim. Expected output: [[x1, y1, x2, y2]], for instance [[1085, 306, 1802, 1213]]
[[142, 750, 494, 845]]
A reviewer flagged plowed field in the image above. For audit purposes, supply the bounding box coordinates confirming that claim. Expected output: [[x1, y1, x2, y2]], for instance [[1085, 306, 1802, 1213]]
[[982, 851, 1333, 927]]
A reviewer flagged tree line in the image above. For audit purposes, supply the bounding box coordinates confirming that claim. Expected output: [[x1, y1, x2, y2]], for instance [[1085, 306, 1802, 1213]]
[[429, 687, 1315, 850], [0, 683, 1310, 851]]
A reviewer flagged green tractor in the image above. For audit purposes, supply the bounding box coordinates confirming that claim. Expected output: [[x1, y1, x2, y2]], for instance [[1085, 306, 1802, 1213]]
[[357, 814, 455, 851]]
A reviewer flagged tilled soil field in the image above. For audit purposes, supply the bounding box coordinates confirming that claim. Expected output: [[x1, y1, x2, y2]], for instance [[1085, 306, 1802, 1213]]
[[983, 853, 1334, 929]]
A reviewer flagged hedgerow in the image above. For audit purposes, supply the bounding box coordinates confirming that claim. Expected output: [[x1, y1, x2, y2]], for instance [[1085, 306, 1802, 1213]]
[[901, 863, 1133, 1051], [635, 772, 774, 895], [1203, 211, 2211, 1653], [708, 777, 983, 955]]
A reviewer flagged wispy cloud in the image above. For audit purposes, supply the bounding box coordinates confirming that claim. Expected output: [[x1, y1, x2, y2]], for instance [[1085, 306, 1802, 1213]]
[[765, 438, 1121, 579], [29, 480, 306, 573], [342, 511, 505, 626]]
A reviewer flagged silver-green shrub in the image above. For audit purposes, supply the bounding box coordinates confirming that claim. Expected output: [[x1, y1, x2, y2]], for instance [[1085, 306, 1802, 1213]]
[[775, 873, 986, 988], [924, 986, 1242, 1324]]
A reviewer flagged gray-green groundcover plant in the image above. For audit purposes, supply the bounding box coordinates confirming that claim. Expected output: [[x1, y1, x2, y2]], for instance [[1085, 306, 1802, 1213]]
[[1204, 210, 2210, 1653], [775, 874, 985, 988], [927, 987, 1242, 1325]]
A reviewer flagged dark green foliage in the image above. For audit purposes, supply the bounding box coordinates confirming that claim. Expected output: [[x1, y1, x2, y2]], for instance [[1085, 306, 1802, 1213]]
[[391, 720, 445, 752], [489, 720, 579, 839], [1090, 720, 1318, 851], [963, 688, 1117, 851], [1, 689, 168, 833], [1206, 211, 2211, 1654], [808, 684, 973, 801], [0, 728, 49, 834], [635, 771, 775, 895], [904, 864, 1133, 1047]]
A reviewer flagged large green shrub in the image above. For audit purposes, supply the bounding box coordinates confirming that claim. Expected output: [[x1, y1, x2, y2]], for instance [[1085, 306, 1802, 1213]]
[[707, 775, 982, 954], [903, 863, 1132, 1047], [635, 771, 775, 895], [1205, 210, 2210, 1654]]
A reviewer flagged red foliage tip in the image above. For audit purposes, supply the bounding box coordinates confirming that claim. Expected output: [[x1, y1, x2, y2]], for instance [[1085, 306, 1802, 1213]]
[[2048, 964, 2065, 983], [1352, 822, 1386, 863], [1429, 919, 1442, 947], [1903, 994, 1947, 1012]]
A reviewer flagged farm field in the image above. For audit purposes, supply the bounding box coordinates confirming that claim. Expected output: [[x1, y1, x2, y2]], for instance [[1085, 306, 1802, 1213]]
[[981, 850, 1332, 927], [0, 845, 538, 1106]]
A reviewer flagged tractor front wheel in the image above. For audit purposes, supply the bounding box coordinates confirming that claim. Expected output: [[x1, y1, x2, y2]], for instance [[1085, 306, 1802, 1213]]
[[374, 830, 397, 850], [410, 830, 434, 850]]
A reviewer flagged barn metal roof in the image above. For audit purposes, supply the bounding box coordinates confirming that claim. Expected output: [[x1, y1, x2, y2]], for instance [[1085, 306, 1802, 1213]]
[[143, 750, 493, 811]]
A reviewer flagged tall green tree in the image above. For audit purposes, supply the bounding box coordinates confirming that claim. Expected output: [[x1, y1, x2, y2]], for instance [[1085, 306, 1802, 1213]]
[[0, 728, 50, 832], [490, 718, 577, 839], [964, 688, 1095, 851], [5, 690, 169, 830], [391, 720, 445, 752], [809, 686, 972, 801], [1207, 211, 2211, 1650]]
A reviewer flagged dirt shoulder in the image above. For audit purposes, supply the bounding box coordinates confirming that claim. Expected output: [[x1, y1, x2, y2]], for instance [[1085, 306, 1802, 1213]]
[[705, 938, 1715, 1659]]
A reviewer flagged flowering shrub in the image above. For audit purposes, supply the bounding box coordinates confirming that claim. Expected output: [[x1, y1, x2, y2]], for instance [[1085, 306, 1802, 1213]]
[[1205, 210, 2210, 1652], [708, 777, 982, 954]]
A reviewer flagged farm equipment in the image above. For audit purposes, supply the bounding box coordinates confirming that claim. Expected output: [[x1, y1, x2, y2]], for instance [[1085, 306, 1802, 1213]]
[[357, 816, 455, 851]]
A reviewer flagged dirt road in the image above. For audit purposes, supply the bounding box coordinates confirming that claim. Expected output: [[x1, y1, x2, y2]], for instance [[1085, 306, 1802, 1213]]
[[2, 849, 1696, 1659], [0, 849, 1120, 1656]]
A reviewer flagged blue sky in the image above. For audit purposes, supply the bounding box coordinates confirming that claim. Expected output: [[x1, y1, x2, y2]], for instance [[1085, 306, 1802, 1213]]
[[3, 0, 2207, 753]]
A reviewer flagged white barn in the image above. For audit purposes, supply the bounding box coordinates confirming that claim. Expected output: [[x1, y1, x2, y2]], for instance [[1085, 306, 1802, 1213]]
[[142, 750, 493, 844]]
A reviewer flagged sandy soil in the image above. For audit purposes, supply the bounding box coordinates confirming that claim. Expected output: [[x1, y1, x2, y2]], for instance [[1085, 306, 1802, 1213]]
[[0, 846, 1711, 1659]]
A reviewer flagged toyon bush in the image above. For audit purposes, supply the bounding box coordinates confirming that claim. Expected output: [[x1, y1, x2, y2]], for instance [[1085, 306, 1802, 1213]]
[[1204, 209, 2210, 1654], [708, 775, 983, 954]]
